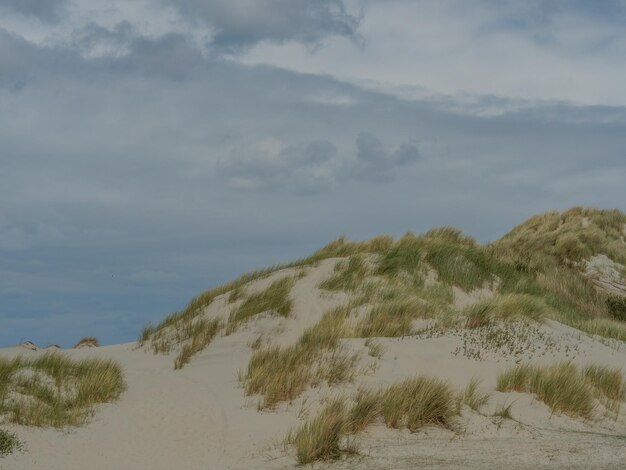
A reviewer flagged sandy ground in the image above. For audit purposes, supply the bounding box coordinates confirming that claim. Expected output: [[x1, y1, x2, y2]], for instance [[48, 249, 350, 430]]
[[2, 261, 626, 469]]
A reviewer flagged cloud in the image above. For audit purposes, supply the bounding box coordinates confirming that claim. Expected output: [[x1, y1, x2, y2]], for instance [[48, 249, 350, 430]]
[[170, 0, 360, 51], [347, 132, 420, 182], [0, 0, 67, 23], [217, 134, 421, 192], [217, 139, 338, 193]]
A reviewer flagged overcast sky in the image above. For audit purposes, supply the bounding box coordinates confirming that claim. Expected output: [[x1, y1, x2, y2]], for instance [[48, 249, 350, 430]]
[[1, 0, 625, 347]]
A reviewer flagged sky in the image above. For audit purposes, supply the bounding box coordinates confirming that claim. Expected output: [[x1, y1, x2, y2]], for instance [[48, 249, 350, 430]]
[[1, 0, 625, 347]]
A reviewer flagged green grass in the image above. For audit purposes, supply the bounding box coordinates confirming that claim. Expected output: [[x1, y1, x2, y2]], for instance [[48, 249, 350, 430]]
[[319, 255, 368, 291], [243, 307, 357, 409], [228, 276, 295, 327], [464, 294, 548, 329], [0, 353, 125, 428], [497, 362, 600, 419], [0, 429, 22, 457]]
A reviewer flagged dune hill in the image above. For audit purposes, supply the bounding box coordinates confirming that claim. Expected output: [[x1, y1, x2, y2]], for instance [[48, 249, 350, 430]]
[[2, 207, 626, 469]]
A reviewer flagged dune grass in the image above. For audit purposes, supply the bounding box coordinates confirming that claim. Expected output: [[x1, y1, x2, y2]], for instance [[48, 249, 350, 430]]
[[0, 354, 125, 428], [497, 362, 602, 419], [583, 365, 626, 416], [0, 429, 22, 457], [461, 378, 491, 412], [464, 294, 548, 328], [288, 374, 460, 464], [174, 318, 222, 369], [244, 306, 357, 409], [228, 276, 295, 328], [289, 398, 350, 465], [319, 255, 368, 292]]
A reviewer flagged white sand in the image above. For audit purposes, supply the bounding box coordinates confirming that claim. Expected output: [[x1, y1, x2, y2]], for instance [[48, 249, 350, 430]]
[[2, 261, 626, 469]]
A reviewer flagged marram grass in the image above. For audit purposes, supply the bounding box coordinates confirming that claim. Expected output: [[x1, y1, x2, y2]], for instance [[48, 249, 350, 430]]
[[0, 353, 125, 428]]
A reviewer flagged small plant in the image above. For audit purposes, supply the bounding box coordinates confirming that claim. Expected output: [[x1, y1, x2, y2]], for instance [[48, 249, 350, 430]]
[[492, 401, 515, 420], [606, 295, 626, 322], [364, 338, 385, 359], [0, 429, 23, 457], [461, 378, 491, 412], [348, 389, 382, 433]]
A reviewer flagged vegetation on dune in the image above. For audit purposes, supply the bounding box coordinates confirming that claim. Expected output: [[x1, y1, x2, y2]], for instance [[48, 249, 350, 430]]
[[141, 207, 626, 370], [0, 354, 125, 428], [497, 362, 625, 419], [74, 337, 100, 348], [0, 429, 23, 457], [243, 306, 357, 409], [174, 318, 222, 369], [287, 374, 461, 464], [228, 276, 295, 328]]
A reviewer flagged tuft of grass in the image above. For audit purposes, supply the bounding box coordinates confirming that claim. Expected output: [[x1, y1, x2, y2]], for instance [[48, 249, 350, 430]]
[[319, 255, 368, 292], [174, 318, 222, 369], [73, 337, 100, 348], [228, 276, 295, 328], [0, 428, 23, 457], [289, 398, 348, 465], [244, 307, 356, 409], [583, 365, 625, 416], [364, 338, 385, 359], [497, 362, 596, 418], [348, 389, 382, 433], [228, 287, 245, 304], [493, 401, 515, 420], [461, 378, 491, 412], [381, 376, 459, 431], [465, 294, 548, 329], [0, 354, 125, 428], [357, 298, 427, 337]]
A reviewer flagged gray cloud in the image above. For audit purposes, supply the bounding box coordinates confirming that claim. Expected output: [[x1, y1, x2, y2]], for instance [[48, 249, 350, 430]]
[[170, 0, 360, 51], [0, 0, 67, 22], [1, 3, 626, 347]]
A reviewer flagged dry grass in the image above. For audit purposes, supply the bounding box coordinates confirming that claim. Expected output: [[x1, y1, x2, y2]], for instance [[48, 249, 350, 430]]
[[243, 307, 357, 409], [0, 353, 125, 427], [287, 374, 460, 464], [289, 398, 350, 464], [364, 338, 385, 358], [381, 376, 459, 431], [497, 362, 597, 418], [583, 365, 625, 416], [461, 378, 491, 412], [357, 298, 430, 337]]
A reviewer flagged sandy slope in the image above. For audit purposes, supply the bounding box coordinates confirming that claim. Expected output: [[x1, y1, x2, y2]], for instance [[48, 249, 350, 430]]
[[2, 261, 626, 469]]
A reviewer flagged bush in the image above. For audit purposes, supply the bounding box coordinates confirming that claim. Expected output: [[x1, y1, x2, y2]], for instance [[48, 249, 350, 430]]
[[0, 429, 23, 457], [606, 295, 626, 322]]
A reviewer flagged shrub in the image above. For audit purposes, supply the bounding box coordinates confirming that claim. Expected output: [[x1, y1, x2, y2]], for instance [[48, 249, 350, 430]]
[[0, 429, 22, 457], [606, 295, 626, 322]]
